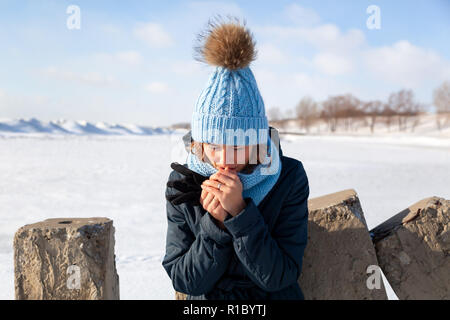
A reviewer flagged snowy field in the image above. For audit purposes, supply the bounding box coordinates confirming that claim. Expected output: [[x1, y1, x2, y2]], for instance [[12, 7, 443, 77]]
[[0, 132, 449, 300]]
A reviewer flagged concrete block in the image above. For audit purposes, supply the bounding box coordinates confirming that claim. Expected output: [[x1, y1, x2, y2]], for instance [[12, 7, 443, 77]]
[[370, 197, 450, 299], [14, 217, 120, 300], [298, 189, 387, 299]]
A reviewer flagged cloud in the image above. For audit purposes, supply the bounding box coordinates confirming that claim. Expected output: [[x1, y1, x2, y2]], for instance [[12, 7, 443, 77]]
[[95, 51, 143, 66], [257, 43, 289, 65], [255, 23, 366, 55], [253, 24, 359, 75], [170, 60, 206, 76], [307, 25, 365, 54], [115, 51, 144, 65], [100, 24, 124, 37], [145, 82, 170, 94], [313, 52, 354, 75], [284, 4, 321, 26], [252, 68, 278, 84], [133, 22, 174, 48], [252, 67, 360, 109], [40, 67, 122, 87], [292, 72, 359, 100], [364, 40, 450, 88], [256, 20, 450, 89]]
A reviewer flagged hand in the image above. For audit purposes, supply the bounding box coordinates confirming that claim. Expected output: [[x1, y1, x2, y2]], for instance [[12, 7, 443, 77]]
[[166, 162, 209, 206], [201, 167, 247, 216], [199, 189, 228, 230]]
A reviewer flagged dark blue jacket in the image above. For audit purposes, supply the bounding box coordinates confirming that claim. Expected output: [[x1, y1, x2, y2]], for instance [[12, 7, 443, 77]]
[[162, 130, 310, 300]]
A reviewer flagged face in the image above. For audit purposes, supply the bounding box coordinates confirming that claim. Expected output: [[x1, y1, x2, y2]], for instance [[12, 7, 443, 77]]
[[202, 143, 256, 172]]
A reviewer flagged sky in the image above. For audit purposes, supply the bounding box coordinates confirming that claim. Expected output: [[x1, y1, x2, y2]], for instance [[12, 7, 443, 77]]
[[0, 0, 449, 126]]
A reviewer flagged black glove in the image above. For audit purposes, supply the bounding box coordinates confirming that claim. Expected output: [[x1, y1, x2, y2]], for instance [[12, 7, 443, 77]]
[[166, 162, 209, 206]]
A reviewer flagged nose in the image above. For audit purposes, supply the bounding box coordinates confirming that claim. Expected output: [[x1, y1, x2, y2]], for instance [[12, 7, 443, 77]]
[[216, 147, 227, 165], [216, 147, 234, 168]]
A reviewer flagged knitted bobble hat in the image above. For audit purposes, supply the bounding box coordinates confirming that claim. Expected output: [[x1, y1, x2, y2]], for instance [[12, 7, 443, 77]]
[[191, 16, 269, 146]]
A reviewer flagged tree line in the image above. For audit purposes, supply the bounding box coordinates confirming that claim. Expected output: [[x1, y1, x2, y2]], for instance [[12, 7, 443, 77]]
[[268, 81, 450, 133]]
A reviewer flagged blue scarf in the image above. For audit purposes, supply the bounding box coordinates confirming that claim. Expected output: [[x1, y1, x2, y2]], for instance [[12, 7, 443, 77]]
[[186, 136, 282, 206]]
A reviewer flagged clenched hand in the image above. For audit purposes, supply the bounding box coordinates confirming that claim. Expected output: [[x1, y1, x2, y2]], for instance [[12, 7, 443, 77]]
[[201, 167, 247, 217]]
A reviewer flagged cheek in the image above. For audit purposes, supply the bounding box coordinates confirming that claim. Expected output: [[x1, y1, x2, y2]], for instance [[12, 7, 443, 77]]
[[244, 150, 250, 163], [235, 150, 248, 164], [204, 149, 214, 160]]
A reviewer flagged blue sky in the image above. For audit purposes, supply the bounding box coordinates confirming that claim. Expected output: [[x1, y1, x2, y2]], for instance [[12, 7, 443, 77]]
[[0, 0, 449, 126]]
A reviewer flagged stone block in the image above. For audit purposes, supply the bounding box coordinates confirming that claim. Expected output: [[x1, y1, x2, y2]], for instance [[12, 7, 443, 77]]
[[298, 189, 387, 299], [14, 217, 120, 300], [370, 197, 449, 299]]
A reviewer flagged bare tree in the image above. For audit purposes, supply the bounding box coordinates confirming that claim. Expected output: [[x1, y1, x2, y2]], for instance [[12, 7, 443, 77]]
[[363, 100, 384, 133], [295, 96, 318, 133], [433, 81, 450, 130], [381, 104, 395, 132], [321, 94, 362, 132], [388, 89, 421, 131], [409, 102, 426, 132], [321, 96, 340, 132], [337, 94, 362, 131]]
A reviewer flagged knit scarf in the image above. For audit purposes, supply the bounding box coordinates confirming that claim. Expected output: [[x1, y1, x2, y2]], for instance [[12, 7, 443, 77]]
[[186, 137, 282, 206]]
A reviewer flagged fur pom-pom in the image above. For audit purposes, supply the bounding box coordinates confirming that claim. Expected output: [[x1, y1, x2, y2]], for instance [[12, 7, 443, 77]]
[[193, 15, 257, 70]]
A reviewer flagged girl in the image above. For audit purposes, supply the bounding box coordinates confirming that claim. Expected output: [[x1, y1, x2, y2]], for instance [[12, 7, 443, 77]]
[[162, 17, 310, 300]]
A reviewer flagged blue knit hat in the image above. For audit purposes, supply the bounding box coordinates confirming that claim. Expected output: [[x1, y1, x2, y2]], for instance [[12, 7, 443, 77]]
[[191, 17, 269, 146]]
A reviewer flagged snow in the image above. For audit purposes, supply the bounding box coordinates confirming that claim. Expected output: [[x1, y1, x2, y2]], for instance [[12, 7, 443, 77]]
[[0, 131, 448, 300], [0, 118, 173, 136]]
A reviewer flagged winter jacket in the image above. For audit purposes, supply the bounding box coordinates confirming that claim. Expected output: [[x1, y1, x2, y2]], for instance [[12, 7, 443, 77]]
[[162, 128, 310, 300]]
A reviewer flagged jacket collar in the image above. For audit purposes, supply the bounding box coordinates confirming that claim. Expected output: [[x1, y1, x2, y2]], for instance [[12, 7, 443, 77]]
[[182, 126, 283, 158]]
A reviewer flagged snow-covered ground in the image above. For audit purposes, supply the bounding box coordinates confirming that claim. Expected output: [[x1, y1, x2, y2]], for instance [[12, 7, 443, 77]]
[[0, 132, 448, 300]]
